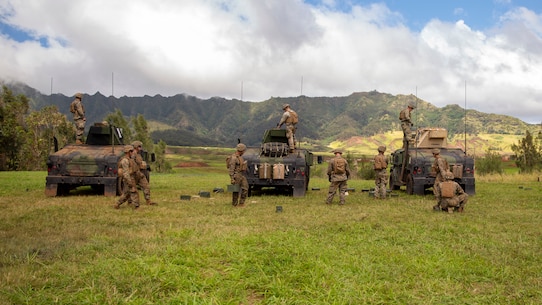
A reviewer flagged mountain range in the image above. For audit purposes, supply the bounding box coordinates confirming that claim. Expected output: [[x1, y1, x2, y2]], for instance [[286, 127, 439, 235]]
[[2, 81, 537, 150]]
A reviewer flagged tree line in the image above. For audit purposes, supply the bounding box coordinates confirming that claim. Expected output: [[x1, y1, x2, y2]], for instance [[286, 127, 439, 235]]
[[0, 86, 171, 172]]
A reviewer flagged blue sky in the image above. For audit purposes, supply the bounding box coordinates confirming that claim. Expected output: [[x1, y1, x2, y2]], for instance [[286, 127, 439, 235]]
[[307, 0, 542, 30], [1, 0, 542, 123]]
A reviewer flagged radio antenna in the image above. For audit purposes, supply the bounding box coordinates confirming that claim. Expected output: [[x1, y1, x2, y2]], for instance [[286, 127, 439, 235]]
[[464, 80, 467, 155]]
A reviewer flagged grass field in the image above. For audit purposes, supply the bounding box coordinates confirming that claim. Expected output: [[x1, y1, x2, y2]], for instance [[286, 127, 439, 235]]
[[1, 157, 541, 304]]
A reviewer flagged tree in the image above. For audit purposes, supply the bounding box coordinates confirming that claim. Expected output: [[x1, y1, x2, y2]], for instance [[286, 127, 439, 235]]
[[153, 139, 172, 173], [104, 109, 132, 143], [0, 86, 29, 170], [132, 114, 153, 153], [511, 130, 541, 173], [475, 149, 503, 175], [20, 106, 74, 170]]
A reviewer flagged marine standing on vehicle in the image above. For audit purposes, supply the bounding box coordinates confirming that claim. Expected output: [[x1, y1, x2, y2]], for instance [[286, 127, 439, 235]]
[[115, 145, 140, 210], [228, 143, 248, 207], [326, 149, 350, 205], [131, 140, 156, 206], [276, 104, 298, 153], [373, 146, 388, 199], [70, 93, 86, 144], [399, 102, 416, 148]]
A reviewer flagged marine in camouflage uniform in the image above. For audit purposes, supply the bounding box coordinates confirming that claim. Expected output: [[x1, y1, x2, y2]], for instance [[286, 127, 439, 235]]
[[115, 145, 140, 210], [373, 145, 388, 199], [431, 148, 449, 202], [326, 149, 350, 205], [277, 103, 297, 152], [399, 102, 415, 148], [70, 93, 86, 144], [131, 140, 156, 205], [228, 143, 248, 207], [433, 171, 468, 213]]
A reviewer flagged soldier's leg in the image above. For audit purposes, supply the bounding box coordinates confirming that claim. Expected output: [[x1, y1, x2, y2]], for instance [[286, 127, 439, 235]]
[[338, 181, 347, 205], [75, 120, 85, 143], [139, 175, 155, 205], [130, 188, 140, 209], [326, 182, 338, 204], [374, 175, 381, 199], [457, 193, 468, 212], [232, 192, 239, 206], [115, 179, 129, 208], [286, 127, 295, 151], [239, 177, 249, 206], [381, 174, 388, 198]]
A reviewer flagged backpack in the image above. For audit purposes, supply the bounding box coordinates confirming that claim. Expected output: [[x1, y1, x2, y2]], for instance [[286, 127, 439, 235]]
[[334, 158, 346, 175], [288, 110, 298, 124], [226, 154, 238, 169], [440, 181, 455, 198]]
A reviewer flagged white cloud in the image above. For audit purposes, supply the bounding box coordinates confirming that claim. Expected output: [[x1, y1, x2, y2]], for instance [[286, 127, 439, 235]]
[[0, 0, 541, 123]]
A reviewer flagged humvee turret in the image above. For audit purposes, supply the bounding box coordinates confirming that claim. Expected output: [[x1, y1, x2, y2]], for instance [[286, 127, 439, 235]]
[[45, 122, 153, 196], [389, 127, 475, 195], [242, 129, 314, 197]]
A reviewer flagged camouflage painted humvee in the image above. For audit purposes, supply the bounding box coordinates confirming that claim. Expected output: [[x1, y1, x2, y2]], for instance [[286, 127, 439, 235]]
[[45, 122, 126, 196], [242, 129, 314, 197], [389, 127, 475, 195]]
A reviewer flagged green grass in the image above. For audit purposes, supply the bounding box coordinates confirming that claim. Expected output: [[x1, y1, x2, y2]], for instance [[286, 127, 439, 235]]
[[1, 165, 541, 304]]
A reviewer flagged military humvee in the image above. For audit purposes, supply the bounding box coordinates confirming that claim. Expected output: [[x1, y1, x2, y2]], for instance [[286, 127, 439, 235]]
[[45, 122, 153, 196], [242, 129, 314, 197], [389, 127, 475, 195]]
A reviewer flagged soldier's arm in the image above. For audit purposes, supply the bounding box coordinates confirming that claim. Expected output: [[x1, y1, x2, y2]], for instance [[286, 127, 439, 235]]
[[437, 159, 447, 177], [76, 103, 85, 117], [228, 156, 237, 181], [455, 183, 465, 195], [121, 159, 133, 187], [277, 112, 288, 127]]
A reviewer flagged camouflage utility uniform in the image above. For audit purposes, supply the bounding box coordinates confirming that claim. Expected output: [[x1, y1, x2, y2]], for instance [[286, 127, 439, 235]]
[[326, 149, 350, 205], [434, 171, 468, 213], [373, 146, 388, 199], [399, 102, 415, 147], [229, 143, 248, 207], [131, 141, 156, 205], [277, 104, 297, 152], [115, 145, 140, 209], [70, 93, 86, 144], [431, 148, 449, 202]]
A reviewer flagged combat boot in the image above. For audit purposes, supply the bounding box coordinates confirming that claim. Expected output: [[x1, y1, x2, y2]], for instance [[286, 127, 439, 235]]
[[232, 192, 239, 206], [447, 207, 454, 214], [76, 139, 83, 144], [146, 199, 157, 205]]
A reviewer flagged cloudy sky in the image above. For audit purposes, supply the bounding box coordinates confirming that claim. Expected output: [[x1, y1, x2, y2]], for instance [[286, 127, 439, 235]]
[[1, 0, 541, 123]]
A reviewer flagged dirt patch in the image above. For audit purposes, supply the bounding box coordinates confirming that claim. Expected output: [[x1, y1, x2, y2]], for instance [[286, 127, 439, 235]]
[[176, 162, 209, 168]]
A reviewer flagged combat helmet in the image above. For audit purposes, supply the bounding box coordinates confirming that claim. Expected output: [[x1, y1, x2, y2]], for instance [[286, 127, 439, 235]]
[[444, 171, 454, 180], [131, 140, 143, 148], [75, 92, 83, 99], [236, 143, 247, 152], [282, 103, 290, 110], [432, 148, 440, 155], [377, 145, 386, 153], [408, 101, 416, 109], [124, 145, 134, 153], [333, 149, 343, 154]]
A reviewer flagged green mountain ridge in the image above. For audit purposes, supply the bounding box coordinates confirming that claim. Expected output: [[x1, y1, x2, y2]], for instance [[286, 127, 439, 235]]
[[2, 81, 537, 152]]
